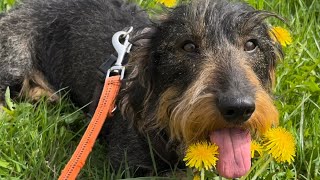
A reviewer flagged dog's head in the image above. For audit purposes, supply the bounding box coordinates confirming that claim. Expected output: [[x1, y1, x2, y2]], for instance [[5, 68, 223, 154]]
[[121, 0, 283, 178]]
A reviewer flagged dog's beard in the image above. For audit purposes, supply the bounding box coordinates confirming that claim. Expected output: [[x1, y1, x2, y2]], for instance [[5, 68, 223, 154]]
[[156, 85, 278, 178], [168, 93, 251, 178]]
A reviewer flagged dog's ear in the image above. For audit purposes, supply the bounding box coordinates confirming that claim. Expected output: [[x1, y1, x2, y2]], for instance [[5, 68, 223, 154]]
[[130, 27, 158, 47], [129, 26, 158, 90], [119, 26, 158, 126]]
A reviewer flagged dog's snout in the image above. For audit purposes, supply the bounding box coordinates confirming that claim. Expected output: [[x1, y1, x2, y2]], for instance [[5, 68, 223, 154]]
[[218, 97, 255, 122]]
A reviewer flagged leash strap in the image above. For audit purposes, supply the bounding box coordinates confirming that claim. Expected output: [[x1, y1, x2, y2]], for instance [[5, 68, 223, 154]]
[[58, 75, 121, 180], [59, 27, 133, 180]]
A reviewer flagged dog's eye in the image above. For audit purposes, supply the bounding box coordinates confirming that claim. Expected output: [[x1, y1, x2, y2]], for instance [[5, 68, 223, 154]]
[[183, 42, 197, 52], [244, 39, 258, 52]]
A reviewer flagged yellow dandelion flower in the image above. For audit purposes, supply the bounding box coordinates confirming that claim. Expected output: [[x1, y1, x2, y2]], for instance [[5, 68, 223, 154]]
[[183, 142, 219, 170], [263, 127, 296, 164], [193, 174, 201, 180], [251, 140, 263, 158], [269, 26, 292, 47], [156, 0, 177, 8]]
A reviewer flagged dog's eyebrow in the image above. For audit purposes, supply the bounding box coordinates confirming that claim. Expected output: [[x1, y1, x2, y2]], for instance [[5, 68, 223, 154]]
[[240, 11, 285, 35]]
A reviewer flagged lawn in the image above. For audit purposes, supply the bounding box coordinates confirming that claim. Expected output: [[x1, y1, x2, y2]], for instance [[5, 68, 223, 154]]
[[0, 0, 319, 179]]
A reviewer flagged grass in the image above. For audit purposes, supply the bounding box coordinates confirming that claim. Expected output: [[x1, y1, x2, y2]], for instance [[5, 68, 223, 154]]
[[0, 0, 16, 12], [0, 0, 319, 179]]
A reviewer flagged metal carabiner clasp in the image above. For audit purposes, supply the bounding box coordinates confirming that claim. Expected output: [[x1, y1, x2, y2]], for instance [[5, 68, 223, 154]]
[[107, 27, 133, 80], [112, 27, 133, 66]]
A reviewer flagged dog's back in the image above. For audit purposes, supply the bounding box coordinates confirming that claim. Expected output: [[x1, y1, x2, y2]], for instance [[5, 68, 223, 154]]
[[0, 0, 149, 106]]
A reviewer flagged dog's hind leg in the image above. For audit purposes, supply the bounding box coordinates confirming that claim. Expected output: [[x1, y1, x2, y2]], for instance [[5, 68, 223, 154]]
[[0, 12, 58, 104], [0, 52, 58, 104], [0, 8, 33, 103], [19, 71, 59, 102], [0, 33, 33, 104]]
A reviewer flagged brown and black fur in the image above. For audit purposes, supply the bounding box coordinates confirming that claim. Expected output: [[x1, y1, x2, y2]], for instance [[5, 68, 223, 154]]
[[0, 0, 283, 177]]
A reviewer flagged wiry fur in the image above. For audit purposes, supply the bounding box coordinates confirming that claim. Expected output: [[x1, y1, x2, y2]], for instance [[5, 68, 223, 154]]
[[0, 0, 283, 177]]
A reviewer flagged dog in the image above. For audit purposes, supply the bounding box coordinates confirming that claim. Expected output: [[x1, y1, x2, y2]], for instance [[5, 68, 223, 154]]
[[0, 0, 283, 178]]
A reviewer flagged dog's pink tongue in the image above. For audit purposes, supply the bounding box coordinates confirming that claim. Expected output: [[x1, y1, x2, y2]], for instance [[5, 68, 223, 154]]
[[210, 128, 251, 179]]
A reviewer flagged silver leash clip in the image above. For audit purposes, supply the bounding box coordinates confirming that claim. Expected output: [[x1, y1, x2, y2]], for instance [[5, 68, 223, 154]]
[[107, 27, 133, 80]]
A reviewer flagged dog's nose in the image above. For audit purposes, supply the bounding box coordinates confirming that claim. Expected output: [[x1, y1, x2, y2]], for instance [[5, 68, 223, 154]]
[[217, 97, 255, 122]]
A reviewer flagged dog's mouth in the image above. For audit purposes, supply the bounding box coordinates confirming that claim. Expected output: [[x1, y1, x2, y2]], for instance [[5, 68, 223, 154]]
[[209, 128, 251, 178]]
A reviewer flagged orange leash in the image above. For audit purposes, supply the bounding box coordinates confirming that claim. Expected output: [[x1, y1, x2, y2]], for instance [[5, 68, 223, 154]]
[[58, 75, 121, 180]]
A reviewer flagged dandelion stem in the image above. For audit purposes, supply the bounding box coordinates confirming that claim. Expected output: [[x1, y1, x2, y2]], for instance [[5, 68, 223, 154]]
[[201, 168, 205, 180], [240, 153, 269, 180], [251, 157, 273, 180]]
